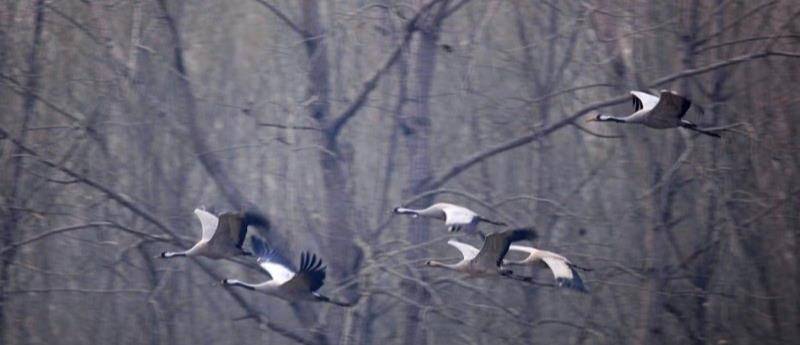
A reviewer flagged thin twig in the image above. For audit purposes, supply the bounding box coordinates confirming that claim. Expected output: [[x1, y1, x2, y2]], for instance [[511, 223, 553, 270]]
[[422, 50, 800, 190], [570, 121, 624, 139], [258, 123, 323, 131]]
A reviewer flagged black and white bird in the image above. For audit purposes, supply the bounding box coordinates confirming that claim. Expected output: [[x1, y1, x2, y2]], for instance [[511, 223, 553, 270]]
[[424, 228, 537, 281], [222, 237, 351, 307], [503, 245, 590, 292], [160, 209, 269, 260], [586, 90, 720, 138], [393, 202, 506, 237]]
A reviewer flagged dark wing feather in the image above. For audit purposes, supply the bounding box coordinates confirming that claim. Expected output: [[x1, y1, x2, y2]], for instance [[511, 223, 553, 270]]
[[284, 252, 327, 292], [472, 228, 537, 269], [558, 266, 589, 293], [653, 90, 692, 120], [213, 211, 270, 250], [242, 211, 270, 235], [234, 216, 247, 248], [680, 98, 692, 118], [204, 213, 239, 249], [632, 94, 643, 111]]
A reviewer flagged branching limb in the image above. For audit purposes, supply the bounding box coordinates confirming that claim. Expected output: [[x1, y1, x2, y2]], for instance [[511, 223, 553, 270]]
[[421, 50, 800, 190], [258, 123, 323, 131], [327, 0, 457, 137], [252, 0, 307, 37], [5, 288, 151, 294], [0, 222, 169, 255], [569, 121, 624, 139]]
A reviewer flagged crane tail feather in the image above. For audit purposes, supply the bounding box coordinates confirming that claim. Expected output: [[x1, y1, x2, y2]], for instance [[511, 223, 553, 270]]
[[477, 216, 507, 226]]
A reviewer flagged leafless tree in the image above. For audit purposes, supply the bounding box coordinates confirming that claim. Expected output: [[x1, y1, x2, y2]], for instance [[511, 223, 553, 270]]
[[1, 1, 799, 344]]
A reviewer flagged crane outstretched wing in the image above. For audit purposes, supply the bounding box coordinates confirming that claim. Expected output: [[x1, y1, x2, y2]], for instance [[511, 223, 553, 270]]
[[446, 240, 480, 261], [630, 91, 659, 112], [473, 228, 537, 269], [194, 208, 219, 241], [283, 252, 327, 292], [653, 90, 692, 119], [441, 205, 476, 226], [252, 236, 295, 284]]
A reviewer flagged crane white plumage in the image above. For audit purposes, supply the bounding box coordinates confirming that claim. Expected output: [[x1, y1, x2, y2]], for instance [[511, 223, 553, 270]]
[[503, 245, 590, 293], [222, 237, 352, 307], [393, 202, 507, 237], [586, 90, 720, 138], [446, 239, 480, 262], [195, 208, 219, 241], [160, 208, 269, 260]]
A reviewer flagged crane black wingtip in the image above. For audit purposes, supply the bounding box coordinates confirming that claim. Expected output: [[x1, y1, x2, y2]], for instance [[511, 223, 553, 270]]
[[508, 227, 538, 241], [242, 211, 271, 231], [558, 268, 590, 293]]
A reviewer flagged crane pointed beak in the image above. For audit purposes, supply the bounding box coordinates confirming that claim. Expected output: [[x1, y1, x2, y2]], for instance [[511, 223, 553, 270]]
[[585, 117, 598, 123]]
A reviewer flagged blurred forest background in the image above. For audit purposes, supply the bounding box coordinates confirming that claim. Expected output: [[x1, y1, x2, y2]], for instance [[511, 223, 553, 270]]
[[1, 0, 799, 344]]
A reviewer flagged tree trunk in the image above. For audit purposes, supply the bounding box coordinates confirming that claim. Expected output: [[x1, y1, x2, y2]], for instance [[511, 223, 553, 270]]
[[0, 2, 45, 342], [402, 2, 448, 344]]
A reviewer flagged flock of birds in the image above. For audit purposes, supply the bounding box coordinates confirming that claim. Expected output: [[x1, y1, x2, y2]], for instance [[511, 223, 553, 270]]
[[159, 89, 719, 307], [160, 209, 352, 306], [393, 203, 589, 291]]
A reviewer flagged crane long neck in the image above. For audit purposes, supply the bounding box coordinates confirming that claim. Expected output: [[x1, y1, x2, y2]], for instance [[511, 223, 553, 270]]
[[224, 279, 277, 292], [223, 279, 257, 290], [397, 206, 444, 219], [599, 114, 628, 123], [161, 251, 188, 259], [394, 207, 420, 216], [427, 260, 463, 271]]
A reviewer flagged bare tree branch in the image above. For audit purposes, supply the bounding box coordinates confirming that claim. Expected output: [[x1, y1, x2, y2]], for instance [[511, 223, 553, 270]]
[[327, 0, 458, 138], [0, 222, 168, 255], [569, 121, 624, 139], [0, 126, 174, 235], [258, 122, 323, 131], [0, 73, 85, 123], [326, 28, 414, 137], [253, 0, 307, 37], [5, 288, 151, 294], [694, 35, 800, 53], [421, 50, 800, 190], [0, 128, 295, 345]]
